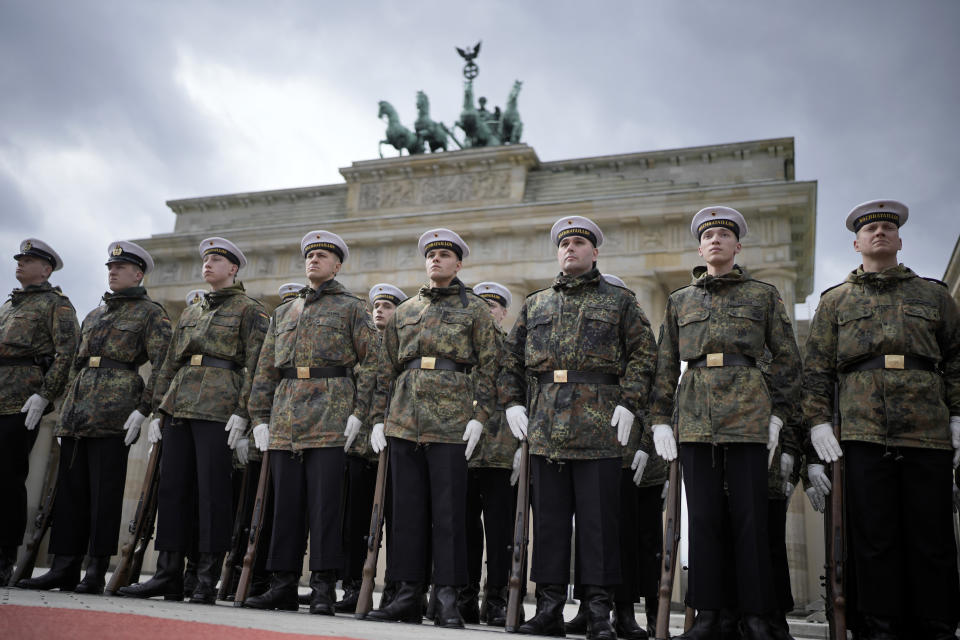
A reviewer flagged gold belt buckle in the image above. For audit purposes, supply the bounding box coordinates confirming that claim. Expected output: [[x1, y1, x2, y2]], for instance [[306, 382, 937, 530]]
[[88, 356, 101, 368], [706, 353, 724, 367], [553, 369, 568, 383], [190, 354, 203, 366], [296, 366, 310, 379], [884, 354, 905, 370], [420, 356, 436, 370]]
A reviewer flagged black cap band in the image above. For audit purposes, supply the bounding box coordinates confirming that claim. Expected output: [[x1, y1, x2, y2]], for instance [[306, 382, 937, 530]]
[[15, 248, 56, 269], [423, 240, 463, 259], [203, 246, 240, 266], [697, 219, 740, 239], [479, 292, 508, 308], [373, 293, 401, 305], [107, 251, 147, 271], [556, 227, 598, 247], [303, 241, 344, 262], [852, 211, 901, 232], [281, 292, 299, 301]]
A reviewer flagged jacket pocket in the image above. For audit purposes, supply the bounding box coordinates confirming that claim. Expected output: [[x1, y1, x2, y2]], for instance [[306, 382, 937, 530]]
[[580, 305, 620, 362]]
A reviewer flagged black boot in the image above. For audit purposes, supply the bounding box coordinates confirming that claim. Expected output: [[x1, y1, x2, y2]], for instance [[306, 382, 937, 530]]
[[677, 609, 721, 639], [117, 551, 185, 600], [919, 618, 959, 640], [424, 583, 438, 620], [763, 613, 794, 640], [16, 554, 82, 591], [74, 556, 110, 595], [859, 615, 898, 640], [614, 599, 649, 639], [643, 595, 658, 638], [249, 570, 270, 598], [457, 582, 480, 624], [584, 586, 615, 640], [434, 584, 465, 629], [380, 580, 398, 608], [517, 583, 566, 636], [482, 585, 508, 626], [0, 546, 17, 587], [242, 571, 300, 611], [188, 552, 223, 604], [566, 599, 590, 634], [308, 570, 337, 615], [182, 556, 198, 597], [366, 580, 424, 623], [334, 578, 361, 613], [721, 608, 742, 640]]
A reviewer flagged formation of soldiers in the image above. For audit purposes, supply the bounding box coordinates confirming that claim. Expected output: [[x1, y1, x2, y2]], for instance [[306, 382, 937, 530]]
[[0, 201, 958, 640]]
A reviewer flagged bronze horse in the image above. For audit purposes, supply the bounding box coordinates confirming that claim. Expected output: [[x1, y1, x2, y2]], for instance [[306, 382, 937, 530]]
[[501, 80, 523, 144], [378, 100, 423, 157], [454, 79, 500, 148], [415, 91, 457, 152]]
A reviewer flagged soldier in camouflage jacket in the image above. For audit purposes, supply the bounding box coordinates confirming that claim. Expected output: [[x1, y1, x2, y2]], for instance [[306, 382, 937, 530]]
[[18, 241, 171, 594], [244, 231, 376, 614], [802, 200, 960, 637], [365, 229, 499, 628], [649, 207, 801, 638], [501, 217, 657, 639], [0, 238, 78, 585], [120, 237, 268, 604]]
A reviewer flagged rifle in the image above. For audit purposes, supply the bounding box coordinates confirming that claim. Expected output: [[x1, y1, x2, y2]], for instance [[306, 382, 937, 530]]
[[234, 450, 271, 607], [105, 426, 163, 595], [825, 382, 846, 640], [655, 420, 682, 640], [355, 448, 390, 618], [505, 439, 530, 632], [218, 464, 250, 601], [10, 439, 59, 585]]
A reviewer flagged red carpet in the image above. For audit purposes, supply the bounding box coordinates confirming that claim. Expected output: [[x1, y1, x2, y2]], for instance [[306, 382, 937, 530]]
[[0, 605, 362, 640]]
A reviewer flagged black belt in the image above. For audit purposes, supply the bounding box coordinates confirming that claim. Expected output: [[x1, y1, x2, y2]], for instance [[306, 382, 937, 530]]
[[687, 353, 757, 368], [536, 370, 620, 385], [841, 355, 937, 373], [404, 357, 472, 373], [84, 356, 137, 371], [280, 366, 350, 379], [0, 357, 38, 367], [186, 354, 241, 370]]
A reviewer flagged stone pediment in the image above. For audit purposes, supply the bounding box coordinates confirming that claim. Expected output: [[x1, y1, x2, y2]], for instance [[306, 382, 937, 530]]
[[340, 144, 539, 214]]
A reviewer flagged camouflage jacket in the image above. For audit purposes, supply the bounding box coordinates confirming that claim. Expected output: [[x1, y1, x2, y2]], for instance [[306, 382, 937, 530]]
[[624, 414, 668, 487], [57, 287, 171, 438], [0, 282, 79, 415], [154, 282, 268, 423], [802, 265, 960, 451], [370, 279, 500, 445], [649, 266, 801, 445], [248, 279, 377, 451], [347, 329, 382, 462], [501, 269, 657, 461], [470, 326, 518, 470]]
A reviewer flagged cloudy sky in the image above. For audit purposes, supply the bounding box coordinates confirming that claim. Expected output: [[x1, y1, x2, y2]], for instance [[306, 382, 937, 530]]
[[2, 0, 958, 319]]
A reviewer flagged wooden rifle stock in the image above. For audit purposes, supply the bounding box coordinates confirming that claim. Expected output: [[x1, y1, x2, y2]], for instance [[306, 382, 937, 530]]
[[655, 421, 681, 640], [234, 450, 271, 607], [105, 428, 163, 595], [826, 382, 846, 640], [218, 464, 250, 601], [355, 448, 390, 618], [505, 439, 531, 632], [10, 443, 59, 586]]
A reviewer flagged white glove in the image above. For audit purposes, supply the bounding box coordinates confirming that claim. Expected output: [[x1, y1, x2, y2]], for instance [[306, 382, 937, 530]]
[[810, 423, 842, 463], [807, 463, 832, 496], [462, 419, 483, 460], [147, 418, 163, 443], [225, 414, 248, 449], [611, 405, 634, 446], [123, 410, 146, 446], [631, 450, 649, 486], [343, 415, 362, 452], [785, 481, 796, 500], [236, 438, 249, 464], [506, 405, 528, 440], [780, 452, 795, 495], [767, 415, 783, 468], [371, 423, 387, 453], [252, 423, 269, 452], [950, 416, 960, 467], [510, 447, 523, 486], [20, 393, 49, 430], [805, 486, 826, 513], [652, 424, 677, 461]]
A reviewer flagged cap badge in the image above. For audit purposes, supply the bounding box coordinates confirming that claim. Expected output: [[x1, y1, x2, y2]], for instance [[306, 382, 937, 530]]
[[23, 241, 32, 251], [112, 245, 123, 256]]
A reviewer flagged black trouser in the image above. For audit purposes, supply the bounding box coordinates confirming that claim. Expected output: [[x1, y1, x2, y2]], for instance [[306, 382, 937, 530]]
[[387, 437, 467, 585], [155, 418, 233, 553], [530, 455, 621, 586], [681, 443, 773, 614], [465, 467, 515, 589], [341, 454, 377, 580], [267, 447, 345, 572], [49, 435, 129, 556], [0, 412, 40, 550], [610, 471, 664, 603], [768, 497, 794, 614], [845, 442, 959, 624]]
